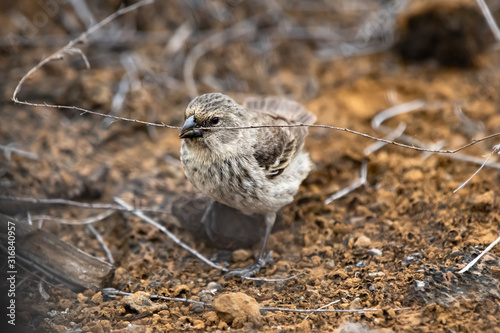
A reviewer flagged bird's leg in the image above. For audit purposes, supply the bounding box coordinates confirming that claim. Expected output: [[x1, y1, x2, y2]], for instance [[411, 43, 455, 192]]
[[225, 212, 276, 279], [200, 200, 216, 242]]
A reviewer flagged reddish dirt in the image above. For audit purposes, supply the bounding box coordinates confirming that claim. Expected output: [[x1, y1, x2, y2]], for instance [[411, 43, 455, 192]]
[[1, 1, 500, 332]]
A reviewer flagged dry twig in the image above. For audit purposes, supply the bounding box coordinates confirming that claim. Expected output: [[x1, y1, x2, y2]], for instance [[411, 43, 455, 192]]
[[454, 144, 500, 193], [114, 196, 301, 282], [88, 224, 115, 264], [102, 287, 411, 315], [459, 231, 500, 274], [28, 210, 114, 226], [0, 195, 171, 214], [476, 0, 500, 42], [113, 196, 226, 272]]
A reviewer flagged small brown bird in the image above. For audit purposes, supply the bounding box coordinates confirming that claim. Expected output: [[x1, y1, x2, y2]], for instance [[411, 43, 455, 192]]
[[179, 93, 316, 277]]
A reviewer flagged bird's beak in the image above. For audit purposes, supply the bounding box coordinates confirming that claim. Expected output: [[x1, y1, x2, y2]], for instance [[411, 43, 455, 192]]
[[179, 115, 203, 139]]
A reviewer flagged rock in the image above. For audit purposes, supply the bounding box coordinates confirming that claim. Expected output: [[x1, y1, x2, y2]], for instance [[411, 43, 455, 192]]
[[206, 282, 222, 291], [198, 281, 223, 304], [123, 291, 167, 313], [367, 248, 383, 257], [91, 292, 103, 304], [192, 319, 204, 330], [77, 293, 88, 303], [212, 292, 262, 328], [325, 259, 335, 270], [231, 249, 253, 262], [354, 235, 372, 248], [349, 297, 362, 310]]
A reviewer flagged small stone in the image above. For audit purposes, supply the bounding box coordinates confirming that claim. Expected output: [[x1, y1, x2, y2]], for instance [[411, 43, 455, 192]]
[[77, 293, 88, 303], [415, 280, 425, 291], [367, 271, 385, 279], [206, 282, 222, 291], [212, 292, 262, 328], [325, 260, 335, 270], [191, 303, 204, 313], [231, 249, 253, 263], [192, 319, 205, 330], [275, 260, 291, 272], [350, 297, 362, 310], [91, 292, 103, 304], [218, 321, 229, 331], [354, 235, 371, 248], [367, 248, 382, 256]]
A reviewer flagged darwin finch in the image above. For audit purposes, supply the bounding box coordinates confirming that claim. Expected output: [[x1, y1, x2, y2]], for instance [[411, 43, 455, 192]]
[[180, 93, 316, 277]]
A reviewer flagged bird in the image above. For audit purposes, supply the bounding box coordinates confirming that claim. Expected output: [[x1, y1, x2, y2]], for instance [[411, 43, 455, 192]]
[[179, 93, 316, 278]]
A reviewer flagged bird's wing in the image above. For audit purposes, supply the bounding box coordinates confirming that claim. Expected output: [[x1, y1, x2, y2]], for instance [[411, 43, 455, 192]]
[[244, 97, 316, 178], [243, 96, 316, 124], [252, 122, 296, 178]]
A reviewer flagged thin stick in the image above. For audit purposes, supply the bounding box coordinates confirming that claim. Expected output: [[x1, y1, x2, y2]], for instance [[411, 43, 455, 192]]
[[447, 152, 500, 170], [364, 122, 406, 156], [371, 99, 426, 129], [9, 0, 500, 156], [88, 224, 115, 264], [113, 197, 301, 282], [210, 125, 500, 154], [476, 0, 500, 42], [102, 287, 207, 306], [0, 195, 171, 214], [304, 300, 340, 319], [454, 145, 500, 193], [102, 287, 412, 315], [29, 210, 115, 225], [260, 306, 411, 314], [0, 144, 39, 160], [325, 159, 368, 204], [11, 0, 159, 120], [245, 273, 301, 283], [113, 196, 227, 272], [459, 232, 500, 274]]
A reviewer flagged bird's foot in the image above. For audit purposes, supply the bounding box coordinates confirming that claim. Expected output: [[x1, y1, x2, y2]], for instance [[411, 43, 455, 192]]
[[224, 252, 273, 279]]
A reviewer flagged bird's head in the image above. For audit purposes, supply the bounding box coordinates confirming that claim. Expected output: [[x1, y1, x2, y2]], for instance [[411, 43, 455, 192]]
[[179, 93, 245, 149]]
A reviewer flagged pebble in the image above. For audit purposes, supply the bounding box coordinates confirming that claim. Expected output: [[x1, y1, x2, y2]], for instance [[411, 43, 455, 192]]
[[212, 292, 262, 328], [231, 249, 253, 263], [325, 259, 335, 270], [354, 235, 372, 248]]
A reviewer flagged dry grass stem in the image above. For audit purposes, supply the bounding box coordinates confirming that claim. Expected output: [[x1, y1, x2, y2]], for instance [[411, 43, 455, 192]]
[[459, 232, 500, 274]]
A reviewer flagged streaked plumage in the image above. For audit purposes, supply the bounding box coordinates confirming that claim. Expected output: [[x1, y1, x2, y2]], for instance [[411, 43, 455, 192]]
[[179, 93, 316, 277]]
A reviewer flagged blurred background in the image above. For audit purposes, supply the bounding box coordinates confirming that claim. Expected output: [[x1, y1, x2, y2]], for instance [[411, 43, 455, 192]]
[[1, 0, 500, 332]]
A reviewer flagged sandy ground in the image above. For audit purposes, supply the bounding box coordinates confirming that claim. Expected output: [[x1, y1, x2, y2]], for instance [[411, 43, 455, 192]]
[[1, 0, 500, 332]]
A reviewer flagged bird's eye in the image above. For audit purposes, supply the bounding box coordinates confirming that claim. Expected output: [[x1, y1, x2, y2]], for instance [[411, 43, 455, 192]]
[[210, 117, 220, 125]]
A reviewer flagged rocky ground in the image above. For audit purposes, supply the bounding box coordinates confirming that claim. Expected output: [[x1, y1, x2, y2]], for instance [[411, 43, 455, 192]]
[[1, 0, 500, 332]]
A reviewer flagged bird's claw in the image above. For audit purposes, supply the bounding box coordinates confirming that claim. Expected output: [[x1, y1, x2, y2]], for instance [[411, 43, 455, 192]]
[[224, 252, 273, 279]]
